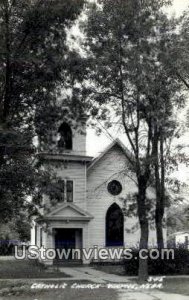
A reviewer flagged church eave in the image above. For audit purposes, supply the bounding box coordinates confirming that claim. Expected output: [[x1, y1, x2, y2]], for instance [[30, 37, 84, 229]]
[[38, 153, 93, 162], [87, 138, 134, 171], [37, 216, 93, 222]]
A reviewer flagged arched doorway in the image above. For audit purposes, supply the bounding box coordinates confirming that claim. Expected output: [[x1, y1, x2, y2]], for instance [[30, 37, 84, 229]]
[[106, 203, 124, 247]]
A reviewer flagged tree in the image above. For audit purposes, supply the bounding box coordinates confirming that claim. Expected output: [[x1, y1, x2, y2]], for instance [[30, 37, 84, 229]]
[[169, 8, 189, 90], [0, 0, 85, 223], [82, 0, 184, 280], [153, 7, 189, 246]]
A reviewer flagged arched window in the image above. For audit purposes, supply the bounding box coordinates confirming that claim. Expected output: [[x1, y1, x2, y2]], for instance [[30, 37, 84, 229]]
[[106, 203, 124, 247], [58, 122, 72, 150]]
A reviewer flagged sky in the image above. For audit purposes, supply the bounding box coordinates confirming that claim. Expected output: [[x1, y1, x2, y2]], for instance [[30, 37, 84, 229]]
[[166, 0, 189, 16]]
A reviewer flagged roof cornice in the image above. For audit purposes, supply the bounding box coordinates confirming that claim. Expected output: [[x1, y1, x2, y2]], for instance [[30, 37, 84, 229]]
[[87, 138, 134, 171], [38, 153, 93, 162]]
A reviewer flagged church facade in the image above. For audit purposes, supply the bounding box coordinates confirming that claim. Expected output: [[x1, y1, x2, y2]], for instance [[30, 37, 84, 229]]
[[31, 120, 165, 265]]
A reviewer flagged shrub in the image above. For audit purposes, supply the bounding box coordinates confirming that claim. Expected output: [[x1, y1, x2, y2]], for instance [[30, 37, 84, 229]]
[[123, 248, 189, 276], [0, 237, 16, 256]]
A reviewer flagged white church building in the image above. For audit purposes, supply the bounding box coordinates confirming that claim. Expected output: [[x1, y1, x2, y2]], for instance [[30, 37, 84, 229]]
[[31, 119, 164, 265]]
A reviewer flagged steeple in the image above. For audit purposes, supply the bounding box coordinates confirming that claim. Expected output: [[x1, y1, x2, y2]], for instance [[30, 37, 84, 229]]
[[56, 118, 87, 156]]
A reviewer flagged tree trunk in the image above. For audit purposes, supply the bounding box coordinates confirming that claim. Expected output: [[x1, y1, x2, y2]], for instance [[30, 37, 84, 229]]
[[153, 128, 165, 249], [156, 214, 164, 249], [137, 177, 149, 282], [155, 177, 164, 249], [158, 132, 165, 249], [138, 220, 149, 281]]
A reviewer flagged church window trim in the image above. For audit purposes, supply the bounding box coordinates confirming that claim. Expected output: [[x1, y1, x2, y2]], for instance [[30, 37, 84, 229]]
[[35, 225, 37, 246], [105, 203, 124, 247], [107, 180, 122, 196], [39, 227, 43, 247], [60, 179, 74, 203]]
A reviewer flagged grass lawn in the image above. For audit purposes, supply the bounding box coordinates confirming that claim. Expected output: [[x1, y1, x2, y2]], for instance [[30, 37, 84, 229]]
[[0, 260, 70, 279], [0, 280, 118, 300], [162, 278, 189, 296], [92, 264, 125, 276], [93, 265, 189, 296]]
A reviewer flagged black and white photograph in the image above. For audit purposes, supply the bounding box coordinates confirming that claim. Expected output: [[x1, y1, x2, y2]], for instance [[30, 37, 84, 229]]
[[0, 0, 189, 299]]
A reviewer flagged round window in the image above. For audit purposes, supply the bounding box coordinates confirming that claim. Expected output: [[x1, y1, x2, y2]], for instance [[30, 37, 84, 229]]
[[107, 180, 122, 196]]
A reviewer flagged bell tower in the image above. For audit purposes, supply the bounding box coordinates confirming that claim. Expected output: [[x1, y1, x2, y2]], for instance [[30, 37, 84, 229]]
[[39, 115, 93, 210], [56, 118, 87, 156]]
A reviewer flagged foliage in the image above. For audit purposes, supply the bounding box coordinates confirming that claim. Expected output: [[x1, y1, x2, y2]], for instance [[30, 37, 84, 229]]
[[168, 8, 189, 90], [14, 214, 31, 242], [167, 203, 189, 234], [0, 0, 85, 223], [0, 234, 15, 256], [123, 248, 189, 276]]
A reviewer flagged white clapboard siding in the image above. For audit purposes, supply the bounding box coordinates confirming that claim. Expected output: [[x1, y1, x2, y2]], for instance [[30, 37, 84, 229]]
[[52, 161, 87, 210], [73, 130, 86, 155], [87, 144, 137, 247], [87, 144, 158, 248]]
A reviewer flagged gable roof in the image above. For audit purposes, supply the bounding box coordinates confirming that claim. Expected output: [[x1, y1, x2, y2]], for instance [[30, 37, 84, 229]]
[[88, 138, 133, 171], [40, 203, 94, 222]]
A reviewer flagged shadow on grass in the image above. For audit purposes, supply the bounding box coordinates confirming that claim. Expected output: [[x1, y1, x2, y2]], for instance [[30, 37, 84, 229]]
[[0, 280, 117, 300], [0, 259, 70, 279]]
